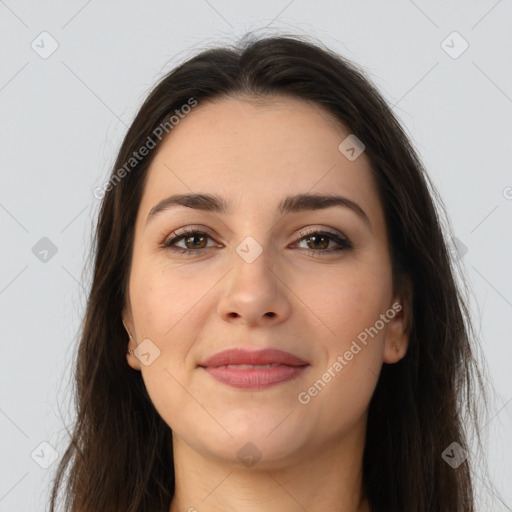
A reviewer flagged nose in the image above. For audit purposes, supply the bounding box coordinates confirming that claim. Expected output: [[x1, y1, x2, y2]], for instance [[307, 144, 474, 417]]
[[216, 244, 292, 327]]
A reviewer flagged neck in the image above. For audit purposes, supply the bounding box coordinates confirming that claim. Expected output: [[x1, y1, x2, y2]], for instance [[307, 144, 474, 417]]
[[169, 424, 370, 512]]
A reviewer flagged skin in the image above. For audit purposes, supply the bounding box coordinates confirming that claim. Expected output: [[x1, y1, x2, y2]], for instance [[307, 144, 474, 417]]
[[123, 95, 410, 512]]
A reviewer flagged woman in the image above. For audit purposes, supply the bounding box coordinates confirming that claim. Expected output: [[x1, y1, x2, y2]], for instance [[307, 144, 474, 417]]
[[48, 34, 494, 512]]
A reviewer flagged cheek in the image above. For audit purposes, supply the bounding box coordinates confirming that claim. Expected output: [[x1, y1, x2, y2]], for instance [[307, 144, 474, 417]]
[[128, 264, 202, 403], [296, 278, 388, 431], [308, 264, 391, 343], [299, 267, 390, 400], [130, 258, 207, 341], [130, 265, 202, 433]]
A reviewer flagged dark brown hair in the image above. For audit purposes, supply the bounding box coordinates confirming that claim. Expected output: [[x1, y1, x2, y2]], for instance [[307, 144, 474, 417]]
[[48, 33, 495, 512]]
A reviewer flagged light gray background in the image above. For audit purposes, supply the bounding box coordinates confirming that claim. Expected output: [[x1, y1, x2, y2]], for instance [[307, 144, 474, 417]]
[[1, 1, 511, 510]]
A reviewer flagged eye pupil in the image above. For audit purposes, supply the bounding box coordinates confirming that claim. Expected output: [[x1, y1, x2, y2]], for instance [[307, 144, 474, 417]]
[[186, 235, 207, 249], [307, 235, 329, 250]]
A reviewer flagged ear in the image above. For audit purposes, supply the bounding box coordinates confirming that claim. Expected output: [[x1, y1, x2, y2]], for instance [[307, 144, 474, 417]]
[[122, 305, 141, 371], [383, 276, 413, 364]]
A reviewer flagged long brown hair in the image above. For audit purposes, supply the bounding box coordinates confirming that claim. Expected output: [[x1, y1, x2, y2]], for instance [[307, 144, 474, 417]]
[[48, 33, 495, 511]]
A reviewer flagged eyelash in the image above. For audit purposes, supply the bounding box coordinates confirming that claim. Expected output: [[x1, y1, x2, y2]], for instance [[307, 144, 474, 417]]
[[162, 227, 352, 257]]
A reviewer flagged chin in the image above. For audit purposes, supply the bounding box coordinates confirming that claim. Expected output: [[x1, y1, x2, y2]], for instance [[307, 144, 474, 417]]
[[197, 424, 309, 469]]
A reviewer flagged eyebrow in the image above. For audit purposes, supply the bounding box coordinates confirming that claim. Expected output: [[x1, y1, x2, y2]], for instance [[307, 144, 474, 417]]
[[146, 192, 370, 226]]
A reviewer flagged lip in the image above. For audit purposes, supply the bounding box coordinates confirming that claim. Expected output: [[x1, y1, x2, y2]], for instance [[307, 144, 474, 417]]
[[199, 348, 309, 367], [198, 348, 310, 390]]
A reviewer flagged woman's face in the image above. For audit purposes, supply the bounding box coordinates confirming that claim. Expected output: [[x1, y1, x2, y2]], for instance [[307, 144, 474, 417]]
[[123, 95, 409, 468]]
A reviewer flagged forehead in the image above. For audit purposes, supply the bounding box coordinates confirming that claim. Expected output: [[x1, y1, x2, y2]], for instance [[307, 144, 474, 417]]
[[138, 95, 381, 225]]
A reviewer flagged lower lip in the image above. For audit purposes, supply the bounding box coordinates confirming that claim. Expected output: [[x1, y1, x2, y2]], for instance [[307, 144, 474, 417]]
[[202, 365, 308, 389]]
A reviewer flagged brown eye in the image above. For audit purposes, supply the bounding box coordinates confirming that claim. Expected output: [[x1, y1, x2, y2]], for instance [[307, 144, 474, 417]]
[[182, 233, 208, 249], [164, 229, 216, 254], [303, 234, 330, 250], [295, 229, 352, 255]]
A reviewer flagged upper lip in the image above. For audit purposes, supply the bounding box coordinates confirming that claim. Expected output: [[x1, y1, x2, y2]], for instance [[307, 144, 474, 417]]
[[198, 348, 309, 367]]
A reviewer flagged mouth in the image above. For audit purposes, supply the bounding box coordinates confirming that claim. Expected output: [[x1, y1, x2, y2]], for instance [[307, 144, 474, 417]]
[[198, 348, 310, 390]]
